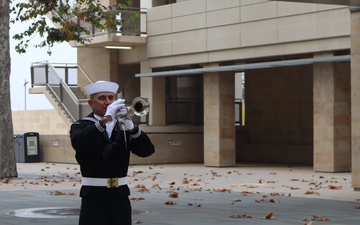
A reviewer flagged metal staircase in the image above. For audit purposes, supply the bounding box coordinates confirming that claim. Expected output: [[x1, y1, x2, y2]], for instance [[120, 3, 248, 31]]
[[29, 61, 92, 128]]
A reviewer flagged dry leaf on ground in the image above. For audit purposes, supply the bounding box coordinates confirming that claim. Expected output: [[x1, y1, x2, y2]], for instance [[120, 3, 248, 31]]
[[312, 215, 330, 221], [229, 214, 252, 219], [169, 191, 179, 198], [260, 212, 276, 220], [130, 197, 145, 201], [213, 188, 232, 193], [165, 201, 176, 205]]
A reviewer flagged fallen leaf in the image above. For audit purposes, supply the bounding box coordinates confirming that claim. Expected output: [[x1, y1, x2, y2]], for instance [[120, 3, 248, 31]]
[[169, 191, 179, 198], [165, 201, 176, 205], [255, 199, 278, 203], [229, 214, 252, 219], [2, 178, 11, 184], [152, 184, 161, 190], [270, 192, 285, 196], [259, 212, 275, 220], [241, 191, 253, 196], [231, 199, 242, 205], [182, 179, 190, 184], [213, 188, 231, 193], [134, 184, 149, 193], [312, 215, 330, 221], [240, 183, 259, 188], [130, 197, 145, 201], [132, 171, 144, 176], [265, 212, 274, 219], [305, 191, 320, 195], [211, 171, 221, 177], [327, 185, 342, 190], [49, 191, 76, 196]]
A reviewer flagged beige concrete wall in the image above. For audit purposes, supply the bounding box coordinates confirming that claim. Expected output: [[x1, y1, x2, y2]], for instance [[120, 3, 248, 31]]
[[24, 0, 356, 171], [146, 0, 349, 68], [12, 110, 204, 164], [130, 132, 204, 164], [12, 110, 69, 135], [39, 134, 77, 164], [38, 132, 204, 165]]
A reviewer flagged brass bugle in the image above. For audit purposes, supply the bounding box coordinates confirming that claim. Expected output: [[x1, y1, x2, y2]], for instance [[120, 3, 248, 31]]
[[115, 97, 149, 119]]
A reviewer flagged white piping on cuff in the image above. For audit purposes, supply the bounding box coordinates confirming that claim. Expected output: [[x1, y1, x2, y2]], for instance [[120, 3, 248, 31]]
[[130, 127, 141, 138]]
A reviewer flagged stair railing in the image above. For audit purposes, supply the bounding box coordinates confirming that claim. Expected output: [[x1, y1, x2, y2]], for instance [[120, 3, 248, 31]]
[[31, 61, 92, 121]]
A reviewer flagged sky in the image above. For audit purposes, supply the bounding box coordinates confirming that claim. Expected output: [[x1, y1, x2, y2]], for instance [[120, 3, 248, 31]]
[[9, 6, 77, 111]]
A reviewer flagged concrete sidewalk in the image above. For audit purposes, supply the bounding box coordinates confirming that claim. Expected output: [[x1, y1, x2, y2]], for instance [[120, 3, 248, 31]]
[[1, 162, 359, 224]]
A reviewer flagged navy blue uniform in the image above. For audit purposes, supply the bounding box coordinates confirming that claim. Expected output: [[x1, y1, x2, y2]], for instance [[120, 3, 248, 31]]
[[70, 113, 155, 225]]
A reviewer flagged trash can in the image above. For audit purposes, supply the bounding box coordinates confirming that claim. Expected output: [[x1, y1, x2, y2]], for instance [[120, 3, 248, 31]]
[[14, 132, 40, 163], [14, 133, 24, 162]]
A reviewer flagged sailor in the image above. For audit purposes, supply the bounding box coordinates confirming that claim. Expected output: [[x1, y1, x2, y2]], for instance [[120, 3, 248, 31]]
[[70, 81, 155, 225]]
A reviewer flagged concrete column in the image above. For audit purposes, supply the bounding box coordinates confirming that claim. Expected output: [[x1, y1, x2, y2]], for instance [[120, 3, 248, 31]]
[[77, 48, 118, 94], [313, 53, 351, 172], [140, 61, 166, 126], [203, 63, 235, 167], [351, 9, 360, 189]]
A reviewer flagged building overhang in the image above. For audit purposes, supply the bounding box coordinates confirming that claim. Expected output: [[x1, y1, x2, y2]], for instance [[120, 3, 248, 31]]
[[69, 33, 147, 49], [135, 55, 350, 78], [272, 0, 360, 7]]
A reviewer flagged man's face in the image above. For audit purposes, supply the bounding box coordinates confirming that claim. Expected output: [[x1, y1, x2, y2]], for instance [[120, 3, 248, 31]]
[[88, 92, 116, 116]]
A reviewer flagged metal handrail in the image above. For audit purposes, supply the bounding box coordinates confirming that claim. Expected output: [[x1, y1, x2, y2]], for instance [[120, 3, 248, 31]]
[[46, 64, 79, 121], [30, 61, 92, 121], [77, 65, 93, 85]]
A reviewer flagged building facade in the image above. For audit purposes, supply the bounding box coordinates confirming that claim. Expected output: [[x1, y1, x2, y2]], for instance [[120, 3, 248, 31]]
[[29, 0, 360, 190]]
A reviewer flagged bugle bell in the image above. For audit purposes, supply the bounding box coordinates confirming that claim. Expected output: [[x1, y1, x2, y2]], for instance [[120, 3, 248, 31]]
[[115, 97, 149, 119]]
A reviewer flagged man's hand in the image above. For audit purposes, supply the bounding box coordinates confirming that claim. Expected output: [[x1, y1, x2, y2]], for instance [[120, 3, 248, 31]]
[[104, 99, 125, 120], [118, 118, 135, 131], [115, 107, 128, 118]]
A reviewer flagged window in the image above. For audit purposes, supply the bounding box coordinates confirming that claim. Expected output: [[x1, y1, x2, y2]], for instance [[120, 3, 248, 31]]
[[166, 75, 203, 125]]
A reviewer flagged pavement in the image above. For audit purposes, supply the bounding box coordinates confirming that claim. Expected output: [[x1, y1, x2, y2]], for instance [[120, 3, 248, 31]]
[[0, 162, 360, 225]]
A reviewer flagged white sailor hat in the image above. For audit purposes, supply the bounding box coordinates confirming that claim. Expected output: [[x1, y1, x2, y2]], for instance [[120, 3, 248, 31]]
[[84, 81, 119, 96]]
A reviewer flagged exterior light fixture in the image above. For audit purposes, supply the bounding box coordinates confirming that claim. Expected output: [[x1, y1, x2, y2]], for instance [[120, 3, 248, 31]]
[[105, 46, 132, 50]]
